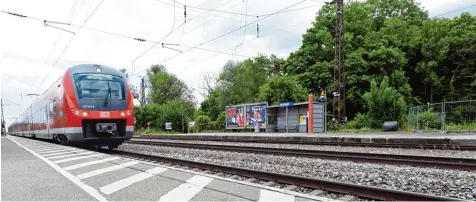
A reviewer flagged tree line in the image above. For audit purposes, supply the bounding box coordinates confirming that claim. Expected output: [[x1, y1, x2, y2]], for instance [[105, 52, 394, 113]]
[[131, 0, 476, 132]]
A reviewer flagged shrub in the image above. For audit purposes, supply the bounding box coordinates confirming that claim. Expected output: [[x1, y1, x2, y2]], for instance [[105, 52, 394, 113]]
[[347, 113, 371, 129], [196, 115, 212, 132], [363, 76, 407, 128], [418, 111, 442, 130]]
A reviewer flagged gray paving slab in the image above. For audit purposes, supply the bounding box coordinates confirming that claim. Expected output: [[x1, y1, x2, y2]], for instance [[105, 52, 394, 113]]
[[191, 187, 251, 201], [295, 196, 320, 202], [81, 164, 144, 189], [106, 175, 184, 201], [157, 168, 196, 182], [54, 153, 117, 168], [66, 158, 133, 175], [1, 137, 97, 201], [206, 178, 261, 201], [126, 161, 160, 172]]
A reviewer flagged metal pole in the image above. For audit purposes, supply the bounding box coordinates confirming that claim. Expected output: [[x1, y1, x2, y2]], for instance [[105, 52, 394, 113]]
[[285, 106, 288, 133], [332, 0, 345, 128], [441, 102, 445, 132], [1, 99, 5, 136], [416, 106, 419, 132], [181, 114, 184, 133]]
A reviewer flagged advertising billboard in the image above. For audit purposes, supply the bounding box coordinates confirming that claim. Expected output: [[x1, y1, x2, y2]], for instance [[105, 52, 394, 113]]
[[225, 105, 245, 129], [246, 103, 267, 127]]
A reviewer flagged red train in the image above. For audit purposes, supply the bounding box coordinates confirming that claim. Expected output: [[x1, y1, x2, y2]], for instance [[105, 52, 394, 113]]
[[8, 64, 134, 149]]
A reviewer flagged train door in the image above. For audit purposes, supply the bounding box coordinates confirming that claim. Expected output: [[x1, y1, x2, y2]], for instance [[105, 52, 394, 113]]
[[55, 84, 65, 135], [45, 104, 50, 138]]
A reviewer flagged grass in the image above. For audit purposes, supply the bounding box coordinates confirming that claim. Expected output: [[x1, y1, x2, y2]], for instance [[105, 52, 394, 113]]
[[445, 122, 476, 131], [134, 128, 183, 136]]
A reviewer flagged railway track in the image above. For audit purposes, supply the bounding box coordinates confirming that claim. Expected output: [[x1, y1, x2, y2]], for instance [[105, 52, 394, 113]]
[[133, 136, 476, 150], [102, 149, 461, 201], [126, 140, 476, 171]]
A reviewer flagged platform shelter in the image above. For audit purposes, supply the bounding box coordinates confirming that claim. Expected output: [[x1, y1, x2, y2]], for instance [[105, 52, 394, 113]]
[[265, 95, 326, 133]]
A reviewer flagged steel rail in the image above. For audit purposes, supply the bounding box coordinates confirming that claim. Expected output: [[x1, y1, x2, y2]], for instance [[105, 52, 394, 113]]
[[126, 140, 476, 171], [109, 149, 461, 201], [133, 136, 476, 150]]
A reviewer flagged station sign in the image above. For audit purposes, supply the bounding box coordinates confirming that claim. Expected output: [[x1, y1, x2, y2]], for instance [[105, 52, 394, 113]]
[[279, 102, 294, 108], [165, 122, 172, 130]]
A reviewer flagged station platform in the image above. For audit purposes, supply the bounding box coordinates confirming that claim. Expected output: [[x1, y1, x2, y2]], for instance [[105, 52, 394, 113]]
[[1, 137, 97, 201], [1, 136, 335, 202], [135, 132, 476, 146]]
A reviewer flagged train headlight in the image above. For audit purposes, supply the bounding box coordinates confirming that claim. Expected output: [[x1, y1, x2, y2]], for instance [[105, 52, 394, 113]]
[[82, 112, 88, 116], [120, 112, 125, 116], [127, 110, 131, 116], [75, 110, 80, 115]]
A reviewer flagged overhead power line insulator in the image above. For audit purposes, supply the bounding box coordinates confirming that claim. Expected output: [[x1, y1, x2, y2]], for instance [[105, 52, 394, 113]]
[[184, 5, 187, 23]]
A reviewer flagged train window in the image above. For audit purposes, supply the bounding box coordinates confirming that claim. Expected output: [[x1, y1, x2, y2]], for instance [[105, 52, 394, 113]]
[[58, 84, 63, 101], [45, 105, 48, 121], [73, 73, 125, 100], [49, 102, 53, 117], [53, 101, 57, 116]]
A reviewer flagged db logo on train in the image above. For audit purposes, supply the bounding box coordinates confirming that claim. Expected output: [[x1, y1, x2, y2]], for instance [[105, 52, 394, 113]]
[[100, 111, 110, 118]]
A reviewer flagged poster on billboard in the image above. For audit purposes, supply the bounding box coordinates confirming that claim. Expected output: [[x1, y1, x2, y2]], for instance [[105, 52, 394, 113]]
[[225, 105, 245, 129], [246, 102, 267, 127]]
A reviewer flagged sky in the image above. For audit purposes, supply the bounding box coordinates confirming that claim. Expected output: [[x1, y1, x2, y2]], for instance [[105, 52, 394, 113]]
[[1, 0, 475, 127]]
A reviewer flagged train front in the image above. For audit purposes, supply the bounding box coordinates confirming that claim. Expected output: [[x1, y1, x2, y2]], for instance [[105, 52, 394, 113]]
[[66, 64, 134, 148]]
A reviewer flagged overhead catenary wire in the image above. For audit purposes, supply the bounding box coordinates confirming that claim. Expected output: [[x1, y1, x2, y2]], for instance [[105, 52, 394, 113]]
[[133, 0, 237, 62], [38, 0, 105, 89], [434, 4, 476, 17], [130, 0, 307, 77], [155, 0, 258, 17], [180, 18, 312, 70], [1, 2, 316, 46]]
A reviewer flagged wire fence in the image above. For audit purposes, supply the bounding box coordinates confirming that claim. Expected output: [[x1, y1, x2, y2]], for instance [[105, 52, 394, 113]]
[[408, 100, 476, 132]]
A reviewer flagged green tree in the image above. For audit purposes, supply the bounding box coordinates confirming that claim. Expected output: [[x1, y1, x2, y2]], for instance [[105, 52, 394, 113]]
[[258, 76, 307, 105], [146, 65, 195, 106]]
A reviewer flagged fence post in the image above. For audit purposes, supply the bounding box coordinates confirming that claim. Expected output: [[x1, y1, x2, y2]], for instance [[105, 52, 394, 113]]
[[441, 102, 445, 133], [416, 106, 419, 132]]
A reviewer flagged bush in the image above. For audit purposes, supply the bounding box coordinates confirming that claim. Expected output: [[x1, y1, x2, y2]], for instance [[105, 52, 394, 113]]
[[134, 100, 194, 133], [363, 76, 407, 128], [196, 115, 212, 132], [215, 112, 226, 130], [417, 111, 442, 130], [347, 113, 371, 129]]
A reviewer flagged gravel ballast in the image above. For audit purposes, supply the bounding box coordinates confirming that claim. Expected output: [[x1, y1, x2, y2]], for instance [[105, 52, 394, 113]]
[[132, 138, 476, 159], [120, 143, 476, 200]]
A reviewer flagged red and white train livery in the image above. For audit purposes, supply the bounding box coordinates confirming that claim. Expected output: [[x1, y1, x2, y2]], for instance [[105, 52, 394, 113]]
[[8, 64, 134, 149]]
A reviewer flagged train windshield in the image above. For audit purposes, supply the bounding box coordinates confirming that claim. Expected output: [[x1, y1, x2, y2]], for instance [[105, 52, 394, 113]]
[[73, 73, 125, 100]]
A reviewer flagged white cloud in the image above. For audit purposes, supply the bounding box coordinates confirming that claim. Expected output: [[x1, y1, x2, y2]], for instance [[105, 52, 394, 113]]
[[1, 0, 475, 127]]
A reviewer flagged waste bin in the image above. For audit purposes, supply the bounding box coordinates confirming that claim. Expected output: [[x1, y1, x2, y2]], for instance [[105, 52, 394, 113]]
[[254, 123, 260, 133]]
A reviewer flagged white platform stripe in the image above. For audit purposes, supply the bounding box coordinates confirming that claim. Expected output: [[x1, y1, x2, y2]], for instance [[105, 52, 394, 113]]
[[30, 147, 56, 151], [77, 161, 139, 179], [258, 189, 295, 202], [53, 154, 105, 164], [64, 157, 120, 171], [37, 148, 81, 154], [48, 152, 94, 159], [100, 166, 168, 195], [43, 151, 79, 157], [158, 175, 214, 202]]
